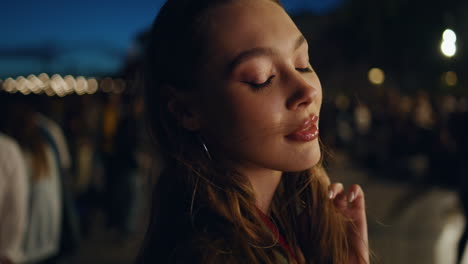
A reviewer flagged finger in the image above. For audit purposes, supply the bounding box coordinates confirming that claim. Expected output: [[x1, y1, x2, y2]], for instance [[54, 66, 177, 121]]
[[328, 182, 344, 199], [333, 190, 348, 210], [346, 185, 368, 243], [347, 184, 365, 210]]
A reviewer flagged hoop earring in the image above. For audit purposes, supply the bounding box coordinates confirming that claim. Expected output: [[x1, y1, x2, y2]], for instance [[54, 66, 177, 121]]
[[198, 135, 212, 160]]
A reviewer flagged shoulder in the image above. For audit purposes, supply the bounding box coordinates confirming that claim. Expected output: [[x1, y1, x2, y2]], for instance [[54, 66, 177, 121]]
[[0, 133, 28, 202], [0, 133, 26, 172], [0, 133, 20, 155]]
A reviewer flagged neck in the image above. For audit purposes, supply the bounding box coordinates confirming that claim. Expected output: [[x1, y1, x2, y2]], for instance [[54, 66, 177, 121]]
[[237, 167, 282, 215]]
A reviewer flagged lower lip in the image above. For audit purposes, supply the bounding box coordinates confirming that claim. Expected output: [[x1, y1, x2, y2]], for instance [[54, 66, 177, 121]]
[[286, 124, 319, 142]]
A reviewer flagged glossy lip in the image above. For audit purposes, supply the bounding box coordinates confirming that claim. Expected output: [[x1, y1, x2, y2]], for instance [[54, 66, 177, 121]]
[[285, 114, 319, 142]]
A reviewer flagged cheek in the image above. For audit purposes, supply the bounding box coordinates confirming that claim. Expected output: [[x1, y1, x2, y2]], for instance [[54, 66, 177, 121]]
[[201, 88, 283, 147]]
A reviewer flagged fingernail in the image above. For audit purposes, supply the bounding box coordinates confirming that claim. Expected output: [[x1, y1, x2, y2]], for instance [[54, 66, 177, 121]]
[[349, 192, 356, 202], [328, 190, 334, 199]]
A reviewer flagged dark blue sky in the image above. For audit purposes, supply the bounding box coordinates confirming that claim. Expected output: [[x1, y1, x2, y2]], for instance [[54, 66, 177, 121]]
[[0, 0, 343, 78]]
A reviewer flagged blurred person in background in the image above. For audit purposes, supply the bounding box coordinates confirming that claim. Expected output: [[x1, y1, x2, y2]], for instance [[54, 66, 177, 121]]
[[0, 131, 28, 264], [0, 93, 64, 264], [63, 95, 104, 238], [99, 93, 123, 231], [36, 96, 81, 262], [106, 94, 149, 239], [138, 0, 369, 263]]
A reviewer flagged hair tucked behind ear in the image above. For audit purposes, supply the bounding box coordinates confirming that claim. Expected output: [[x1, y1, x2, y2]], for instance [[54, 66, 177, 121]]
[[138, 0, 354, 263]]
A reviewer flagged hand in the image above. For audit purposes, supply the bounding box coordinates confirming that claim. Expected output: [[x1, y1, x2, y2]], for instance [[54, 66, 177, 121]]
[[328, 183, 369, 264]]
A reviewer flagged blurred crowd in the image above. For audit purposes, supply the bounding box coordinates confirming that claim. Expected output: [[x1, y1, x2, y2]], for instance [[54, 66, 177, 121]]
[[320, 87, 468, 264], [0, 85, 467, 263], [0, 90, 154, 264], [321, 88, 468, 189]]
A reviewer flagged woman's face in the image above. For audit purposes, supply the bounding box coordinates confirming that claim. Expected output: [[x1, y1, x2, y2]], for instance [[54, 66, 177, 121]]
[[191, 0, 323, 173]]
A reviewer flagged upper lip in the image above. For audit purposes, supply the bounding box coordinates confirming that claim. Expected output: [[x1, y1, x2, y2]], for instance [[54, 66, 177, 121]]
[[287, 114, 319, 135]]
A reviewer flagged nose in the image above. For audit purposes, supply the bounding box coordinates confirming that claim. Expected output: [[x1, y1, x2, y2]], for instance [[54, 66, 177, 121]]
[[285, 71, 319, 111]]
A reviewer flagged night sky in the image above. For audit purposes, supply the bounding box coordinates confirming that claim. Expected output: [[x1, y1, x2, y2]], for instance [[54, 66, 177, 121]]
[[0, 0, 343, 78]]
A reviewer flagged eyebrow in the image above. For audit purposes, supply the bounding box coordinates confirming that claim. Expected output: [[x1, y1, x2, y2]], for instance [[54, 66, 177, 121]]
[[227, 35, 307, 74]]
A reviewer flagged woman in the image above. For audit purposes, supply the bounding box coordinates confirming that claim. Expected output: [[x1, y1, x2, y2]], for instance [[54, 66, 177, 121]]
[[0, 132, 28, 264], [0, 94, 63, 264], [139, 0, 369, 263]]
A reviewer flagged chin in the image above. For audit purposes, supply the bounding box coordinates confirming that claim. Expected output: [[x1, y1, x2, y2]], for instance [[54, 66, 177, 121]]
[[278, 140, 322, 172], [293, 150, 321, 172]]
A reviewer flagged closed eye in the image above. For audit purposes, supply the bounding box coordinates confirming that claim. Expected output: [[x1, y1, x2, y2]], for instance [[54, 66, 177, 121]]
[[243, 75, 276, 91], [296, 67, 313, 73]]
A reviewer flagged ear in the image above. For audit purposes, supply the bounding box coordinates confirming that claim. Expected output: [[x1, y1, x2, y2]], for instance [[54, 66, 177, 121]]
[[166, 86, 201, 132]]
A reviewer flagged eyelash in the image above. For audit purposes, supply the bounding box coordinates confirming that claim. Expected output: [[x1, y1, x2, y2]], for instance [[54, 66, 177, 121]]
[[246, 67, 313, 91], [296, 67, 313, 73], [247, 75, 276, 90]]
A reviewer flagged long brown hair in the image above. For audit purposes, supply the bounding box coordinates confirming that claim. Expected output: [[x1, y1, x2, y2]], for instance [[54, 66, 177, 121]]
[[139, 0, 351, 263], [0, 93, 50, 181]]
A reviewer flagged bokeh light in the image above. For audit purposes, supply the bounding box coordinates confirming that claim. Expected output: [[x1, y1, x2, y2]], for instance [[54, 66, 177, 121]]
[[441, 42, 457, 58], [443, 29, 457, 43], [87, 78, 99, 94], [442, 71, 458, 86], [368, 68, 385, 85], [441, 29, 457, 58]]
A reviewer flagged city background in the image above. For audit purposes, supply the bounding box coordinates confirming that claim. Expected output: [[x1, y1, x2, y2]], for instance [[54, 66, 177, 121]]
[[0, 0, 467, 263]]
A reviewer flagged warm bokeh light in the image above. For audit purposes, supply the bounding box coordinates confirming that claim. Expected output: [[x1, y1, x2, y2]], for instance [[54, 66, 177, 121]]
[[442, 71, 458, 86], [64, 75, 77, 94], [368, 67, 385, 85], [87, 78, 99, 94], [28, 75, 45, 94], [50, 79, 61, 95], [51, 74, 66, 97], [38, 73, 50, 83], [75, 76, 88, 95], [16, 76, 29, 93], [0, 74, 125, 96], [4, 78, 17, 93], [44, 85, 55, 96]]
